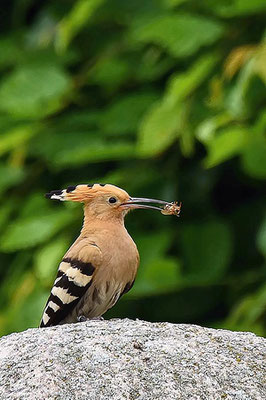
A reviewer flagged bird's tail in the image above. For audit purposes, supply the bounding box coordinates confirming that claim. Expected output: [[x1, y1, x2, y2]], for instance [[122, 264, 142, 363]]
[[45, 184, 104, 202]]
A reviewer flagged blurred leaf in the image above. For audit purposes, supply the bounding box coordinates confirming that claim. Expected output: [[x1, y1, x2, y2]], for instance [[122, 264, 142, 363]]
[[204, 127, 247, 168], [57, 0, 106, 52], [196, 113, 233, 144], [130, 14, 224, 58], [103, 167, 157, 192], [0, 202, 14, 231], [223, 45, 256, 80], [163, 0, 188, 7], [256, 213, 266, 258], [254, 43, 266, 84], [241, 131, 266, 179], [134, 51, 175, 82], [35, 236, 69, 285], [31, 130, 136, 168], [0, 164, 26, 195], [225, 282, 266, 336], [210, 0, 266, 17], [0, 124, 39, 156], [138, 54, 219, 156], [180, 220, 233, 283], [53, 111, 101, 131], [0, 64, 70, 118], [133, 257, 181, 296], [135, 230, 174, 265], [0, 210, 75, 252], [54, 139, 136, 167], [11, 271, 36, 306], [165, 53, 219, 105], [100, 92, 158, 135], [20, 192, 51, 218], [0, 37, 23, 67], [225, 57, 263, 119], [137, 100, 183, 157], [0, 114, 21, 133], [1, 287, 48, 334], [0, 252, 32, 306], [25, 12, 57, 49], [132, 230, 179, 296], [179, 124, 194, 157], [89, 57, 132, 90]]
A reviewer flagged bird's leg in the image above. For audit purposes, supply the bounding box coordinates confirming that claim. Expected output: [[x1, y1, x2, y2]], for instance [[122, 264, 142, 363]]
[[77, 315, 104, 323]]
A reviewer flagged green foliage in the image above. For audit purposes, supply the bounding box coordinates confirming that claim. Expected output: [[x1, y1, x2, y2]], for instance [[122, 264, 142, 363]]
[[203, 127, 247, 168], [0, 164, 26, 195], [0, 125, 39, 156], [0, 0, 265, 337], [132, 231, 181, 295], [0, 210, 75, 252], [257, 214, 266, 257], [0, 64, 70, 118], [101, 92, 158, 136], [130, 14, 224, 58], [138, 54, 218, 156], [180, 220, 233, 283], [34, 236, 70, 285], [57, 0, 106, 52]]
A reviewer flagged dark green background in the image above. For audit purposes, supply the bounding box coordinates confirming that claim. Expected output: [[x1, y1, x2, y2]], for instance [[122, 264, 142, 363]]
[[0, 0, 266, 337]]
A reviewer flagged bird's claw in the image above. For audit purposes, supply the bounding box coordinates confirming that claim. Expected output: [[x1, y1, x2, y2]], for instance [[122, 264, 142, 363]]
[[77, 315, 104, 323], [91, 316, 104, 321]]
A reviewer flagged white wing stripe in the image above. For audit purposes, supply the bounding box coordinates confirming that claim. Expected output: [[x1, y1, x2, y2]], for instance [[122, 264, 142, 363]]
[[51, 286, 78, 304], [65, 266, 93, 287]]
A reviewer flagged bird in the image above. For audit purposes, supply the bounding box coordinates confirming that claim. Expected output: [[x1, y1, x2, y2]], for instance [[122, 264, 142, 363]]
[[40, 183, 180, 328]]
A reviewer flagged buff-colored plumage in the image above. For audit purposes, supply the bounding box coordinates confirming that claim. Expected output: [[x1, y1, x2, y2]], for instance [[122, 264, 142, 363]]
[[40, 183, 179, 327], [61, 220, 139, 324]]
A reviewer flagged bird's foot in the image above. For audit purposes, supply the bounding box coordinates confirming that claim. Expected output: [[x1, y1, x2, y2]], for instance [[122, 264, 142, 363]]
[[91, 316, 104, 321], [77, 315, 88, 323], [77, 315, 104, 323]]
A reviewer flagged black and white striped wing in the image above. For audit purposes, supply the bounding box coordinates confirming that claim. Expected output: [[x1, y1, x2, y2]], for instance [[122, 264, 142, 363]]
[[40, 257, 95, 327]]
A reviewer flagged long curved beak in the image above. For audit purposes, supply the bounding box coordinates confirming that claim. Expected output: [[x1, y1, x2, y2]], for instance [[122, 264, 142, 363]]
[[121, 197, 173, 212]]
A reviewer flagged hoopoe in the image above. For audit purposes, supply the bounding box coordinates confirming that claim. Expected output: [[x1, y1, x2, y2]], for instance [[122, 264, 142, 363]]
[[40, 183, 181, 328]]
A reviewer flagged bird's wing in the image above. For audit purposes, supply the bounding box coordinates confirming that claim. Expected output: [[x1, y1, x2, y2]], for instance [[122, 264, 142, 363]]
[[40, 240, 102, 327]]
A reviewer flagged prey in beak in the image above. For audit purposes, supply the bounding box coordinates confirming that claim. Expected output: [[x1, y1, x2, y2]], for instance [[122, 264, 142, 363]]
[[121, 197, 182, 217]]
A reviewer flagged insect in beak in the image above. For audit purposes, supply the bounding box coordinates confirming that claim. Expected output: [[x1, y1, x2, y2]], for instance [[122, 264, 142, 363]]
[[121, 197, 182, 216]]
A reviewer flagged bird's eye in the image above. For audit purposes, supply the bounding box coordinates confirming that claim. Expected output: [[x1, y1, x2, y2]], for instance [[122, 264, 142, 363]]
[[108, 197, 117, 204]]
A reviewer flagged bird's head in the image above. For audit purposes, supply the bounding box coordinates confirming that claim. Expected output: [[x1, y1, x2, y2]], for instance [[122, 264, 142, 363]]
[[45, 183, 179, 222]]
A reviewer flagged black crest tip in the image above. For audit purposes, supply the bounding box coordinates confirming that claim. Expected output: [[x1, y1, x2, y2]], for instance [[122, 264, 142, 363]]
[[66, 185, 76, 193], [45, 189, 63, 199]]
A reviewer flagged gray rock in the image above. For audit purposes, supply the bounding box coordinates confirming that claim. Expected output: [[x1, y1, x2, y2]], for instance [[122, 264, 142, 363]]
[[0, 319, 265, 400]]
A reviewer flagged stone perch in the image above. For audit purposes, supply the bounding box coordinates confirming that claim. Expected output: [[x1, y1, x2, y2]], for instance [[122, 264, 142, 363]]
[[0, 320, 265, 400]]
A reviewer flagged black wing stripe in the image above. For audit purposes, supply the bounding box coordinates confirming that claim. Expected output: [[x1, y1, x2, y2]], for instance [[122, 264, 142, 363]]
[[62, 257, 95, 276], [40, 257, 95, 328], [45, 306, 56, 318], [55, 270, 64, 280], [55, 275, 88, 298], [49, 293, 64, 307], [40, 280, 93, 328], [40, 297, 81, 328]]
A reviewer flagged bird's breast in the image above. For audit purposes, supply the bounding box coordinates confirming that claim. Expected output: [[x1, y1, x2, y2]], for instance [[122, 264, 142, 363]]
[[96, 228, 139, 282], [67, 228, 139, 321]]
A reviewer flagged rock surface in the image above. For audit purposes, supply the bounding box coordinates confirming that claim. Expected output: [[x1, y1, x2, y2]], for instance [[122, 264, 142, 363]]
[[0, 319, 265, 400]]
